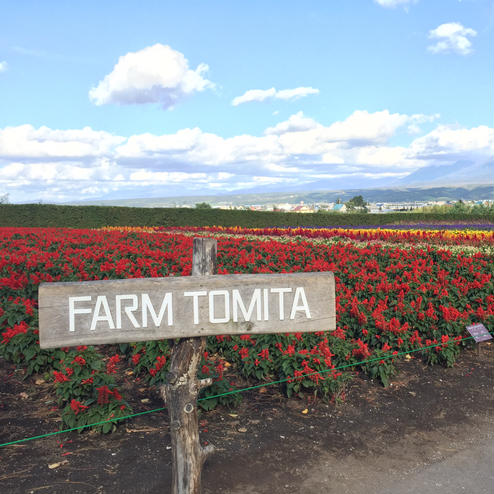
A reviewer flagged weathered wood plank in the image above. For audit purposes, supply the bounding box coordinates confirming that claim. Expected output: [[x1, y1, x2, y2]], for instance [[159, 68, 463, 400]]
[[39, 271, 335, 348]]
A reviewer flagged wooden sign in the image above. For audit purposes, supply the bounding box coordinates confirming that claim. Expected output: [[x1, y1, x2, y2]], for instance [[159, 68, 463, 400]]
[[39, 272, 335, 348]]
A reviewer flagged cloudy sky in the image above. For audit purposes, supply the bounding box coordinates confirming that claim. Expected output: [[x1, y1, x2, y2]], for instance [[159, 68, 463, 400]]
[[0, 0, 492, 203]]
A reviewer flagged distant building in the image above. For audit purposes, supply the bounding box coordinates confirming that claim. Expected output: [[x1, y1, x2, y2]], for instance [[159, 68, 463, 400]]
[[332, 204, 347, 213], [368, 206, 383, 214], [291, 204, 314, 213], [276, 203, 293, 211]]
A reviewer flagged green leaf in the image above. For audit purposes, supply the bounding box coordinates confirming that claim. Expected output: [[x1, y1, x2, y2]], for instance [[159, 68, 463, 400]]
[[102, 422, 113, 433], [199, 397, 217, 411], [24, 347, 36, 361], [379, 368, 390, 387]]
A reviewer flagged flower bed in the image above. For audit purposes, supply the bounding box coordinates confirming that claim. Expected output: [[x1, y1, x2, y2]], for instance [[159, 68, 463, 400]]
[[1, 227, 493, 431], [151, 225, 494, 247]]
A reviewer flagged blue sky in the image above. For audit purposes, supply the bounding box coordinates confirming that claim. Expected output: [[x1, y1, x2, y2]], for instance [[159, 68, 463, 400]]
[[0, 0, 492, 203]]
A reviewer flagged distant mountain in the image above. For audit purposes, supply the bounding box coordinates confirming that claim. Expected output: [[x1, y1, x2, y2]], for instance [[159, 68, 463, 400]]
[[66, 184, 493, 208], [396, 161, 493, 186]]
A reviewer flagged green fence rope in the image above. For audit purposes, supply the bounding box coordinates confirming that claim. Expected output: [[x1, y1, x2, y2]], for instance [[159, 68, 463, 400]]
[[0, 407, 166, 447], [0, 333, 490, 448]]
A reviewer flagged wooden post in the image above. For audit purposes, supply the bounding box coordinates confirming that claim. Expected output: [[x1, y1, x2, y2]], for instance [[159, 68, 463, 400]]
[[161, 238, 217, 494]]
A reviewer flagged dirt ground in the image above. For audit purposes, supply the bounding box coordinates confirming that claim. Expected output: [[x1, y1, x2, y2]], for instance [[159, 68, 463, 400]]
[[0, 343, 492, 494]]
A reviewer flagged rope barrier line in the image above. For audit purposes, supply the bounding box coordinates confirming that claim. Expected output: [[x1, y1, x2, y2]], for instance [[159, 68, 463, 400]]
[[0, 333, 490, 448], [0, 407, 166, 447]]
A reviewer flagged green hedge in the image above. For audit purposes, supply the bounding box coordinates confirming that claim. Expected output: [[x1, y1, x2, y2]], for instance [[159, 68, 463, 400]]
[[0, 204, 492, 229]]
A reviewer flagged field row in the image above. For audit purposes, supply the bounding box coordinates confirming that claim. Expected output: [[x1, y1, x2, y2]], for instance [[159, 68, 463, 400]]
[[102, 224, 494, 249]]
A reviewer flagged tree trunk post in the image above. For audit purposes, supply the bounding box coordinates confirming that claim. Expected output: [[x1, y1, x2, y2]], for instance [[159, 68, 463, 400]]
[[162, 238, 217, 494]]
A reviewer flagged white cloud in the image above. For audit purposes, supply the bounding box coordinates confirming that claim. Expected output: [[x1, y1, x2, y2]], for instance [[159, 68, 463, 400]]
[[265, 163, 302, 173], [117, 129, 284, 168], [351, 145, 412, 168], [374, 0, 417, 8], [272, 110, 432, 155], [129, 170, 208, 184], [0, 159, 117, 188], [0, 125, 124, 160], [275, 87, 320, 100], [232, 88, 276, 106], [89, 44, 213, 109], [409, 125, 493, 160], [406, 113, 441, 134], [321, 110, 411, 143], [232, 87, 319, 106], [428, 22, 477, 55], [1, 112, 491, 203], [259, 110, 421, 167], [0, 61, 7, 73], [265, 111, 321, 135]]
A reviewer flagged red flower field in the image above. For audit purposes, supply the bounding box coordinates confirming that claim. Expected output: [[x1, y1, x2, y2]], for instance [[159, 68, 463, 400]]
[[0, 226, 492, 431]]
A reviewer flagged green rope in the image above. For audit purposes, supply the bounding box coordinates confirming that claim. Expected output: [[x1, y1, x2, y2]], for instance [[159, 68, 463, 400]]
[[0, 407, 166, 447], [0, 333, 489, 448]]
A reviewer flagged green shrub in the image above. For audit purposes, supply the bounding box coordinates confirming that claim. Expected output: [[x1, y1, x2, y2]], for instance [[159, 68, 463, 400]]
[[0, 204, 491, 229]]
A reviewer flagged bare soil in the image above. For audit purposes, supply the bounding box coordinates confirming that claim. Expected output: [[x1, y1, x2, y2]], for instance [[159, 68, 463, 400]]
[[0, 343, 492, 494]]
